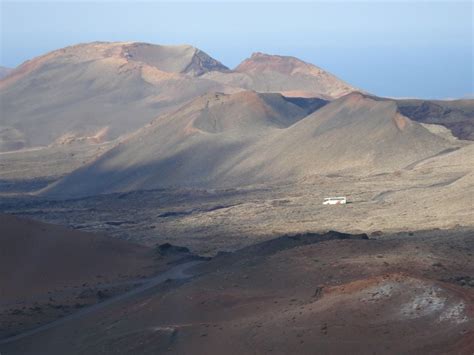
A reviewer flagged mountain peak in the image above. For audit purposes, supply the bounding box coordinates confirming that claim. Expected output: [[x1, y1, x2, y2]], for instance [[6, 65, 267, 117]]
[[249, 52, 272, 58], [236, 52, 310, 73], [4, 42, 229, 82], [119, 42, 229, 76], [231, 52, 357, 99]]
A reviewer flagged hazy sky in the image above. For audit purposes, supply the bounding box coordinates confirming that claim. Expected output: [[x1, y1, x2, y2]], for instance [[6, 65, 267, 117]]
[[1, 1, 472, 98]]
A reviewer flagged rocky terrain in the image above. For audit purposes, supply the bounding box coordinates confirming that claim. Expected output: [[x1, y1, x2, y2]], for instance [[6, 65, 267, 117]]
[[0, 214, 203, 340], [1, 228, 472, 354], [0, 41, 473, 354]]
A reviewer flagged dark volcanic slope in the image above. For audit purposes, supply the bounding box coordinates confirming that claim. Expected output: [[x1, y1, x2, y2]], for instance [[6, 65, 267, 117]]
[[396, 99, 474, 140], [43, 92, 457, 198], [0, 42, 231, 151], [2, 230, 473, 354]]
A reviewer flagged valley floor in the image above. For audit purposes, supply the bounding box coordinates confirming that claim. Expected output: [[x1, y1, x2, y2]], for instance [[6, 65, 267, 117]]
[[1, 163, 472, 255]]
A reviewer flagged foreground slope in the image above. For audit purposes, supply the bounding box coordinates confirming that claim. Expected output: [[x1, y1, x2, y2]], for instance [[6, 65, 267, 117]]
[[0, 214, 156, 304], [0, 42, 231, 151], [2, 230, 472, 354], [0, 214, 201, 339], [43, 92, 457, 198]]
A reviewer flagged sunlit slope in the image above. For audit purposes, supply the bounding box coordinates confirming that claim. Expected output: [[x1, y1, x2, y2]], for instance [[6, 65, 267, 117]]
[[203, 52, 356, 99], [0, 42, 230, 151]]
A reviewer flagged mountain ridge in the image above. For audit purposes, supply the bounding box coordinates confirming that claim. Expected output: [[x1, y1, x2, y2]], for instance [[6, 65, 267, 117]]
[[1, 41, 471, 157], [203, 51, 357, 99], [42, 91, 458, 198]]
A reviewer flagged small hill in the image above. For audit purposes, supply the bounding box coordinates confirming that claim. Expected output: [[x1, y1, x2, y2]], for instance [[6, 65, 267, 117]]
[[202, 52, 357, 99], [242, 93, 457, 179], [43, 92, 457, 198], [41, 91, 319, 197], [189, 91, 318, 133]]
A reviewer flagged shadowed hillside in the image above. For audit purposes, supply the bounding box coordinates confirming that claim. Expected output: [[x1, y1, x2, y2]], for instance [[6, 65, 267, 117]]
[[42, 92, 458, 198]]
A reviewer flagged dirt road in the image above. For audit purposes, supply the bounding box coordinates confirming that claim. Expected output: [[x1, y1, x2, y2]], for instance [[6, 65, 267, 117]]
[[0, 260, 203, 345]]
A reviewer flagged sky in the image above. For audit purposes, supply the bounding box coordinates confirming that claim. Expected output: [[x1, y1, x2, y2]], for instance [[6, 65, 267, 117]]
[[0, 0, 472, 99]]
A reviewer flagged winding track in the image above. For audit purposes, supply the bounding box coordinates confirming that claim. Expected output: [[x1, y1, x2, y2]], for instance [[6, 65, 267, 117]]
[[0, 260, 203, 345]]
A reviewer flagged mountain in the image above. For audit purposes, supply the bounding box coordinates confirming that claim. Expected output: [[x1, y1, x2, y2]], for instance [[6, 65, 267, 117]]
[[0, 43, 361, 152], [2, 41, 470, 157], [43, 92, 457, 198], [202, 52, 356, 99], [0, 42, 232, 151], [0, 66, 12, 80]]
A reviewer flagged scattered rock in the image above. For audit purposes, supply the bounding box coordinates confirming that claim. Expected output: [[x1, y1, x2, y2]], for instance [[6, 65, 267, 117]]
[[448, 276, 474, 287], [96, 290, 110, 300], [312, 286, 324, 299], [105, 220, 137, 226], [156, 243, 190, 256]]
